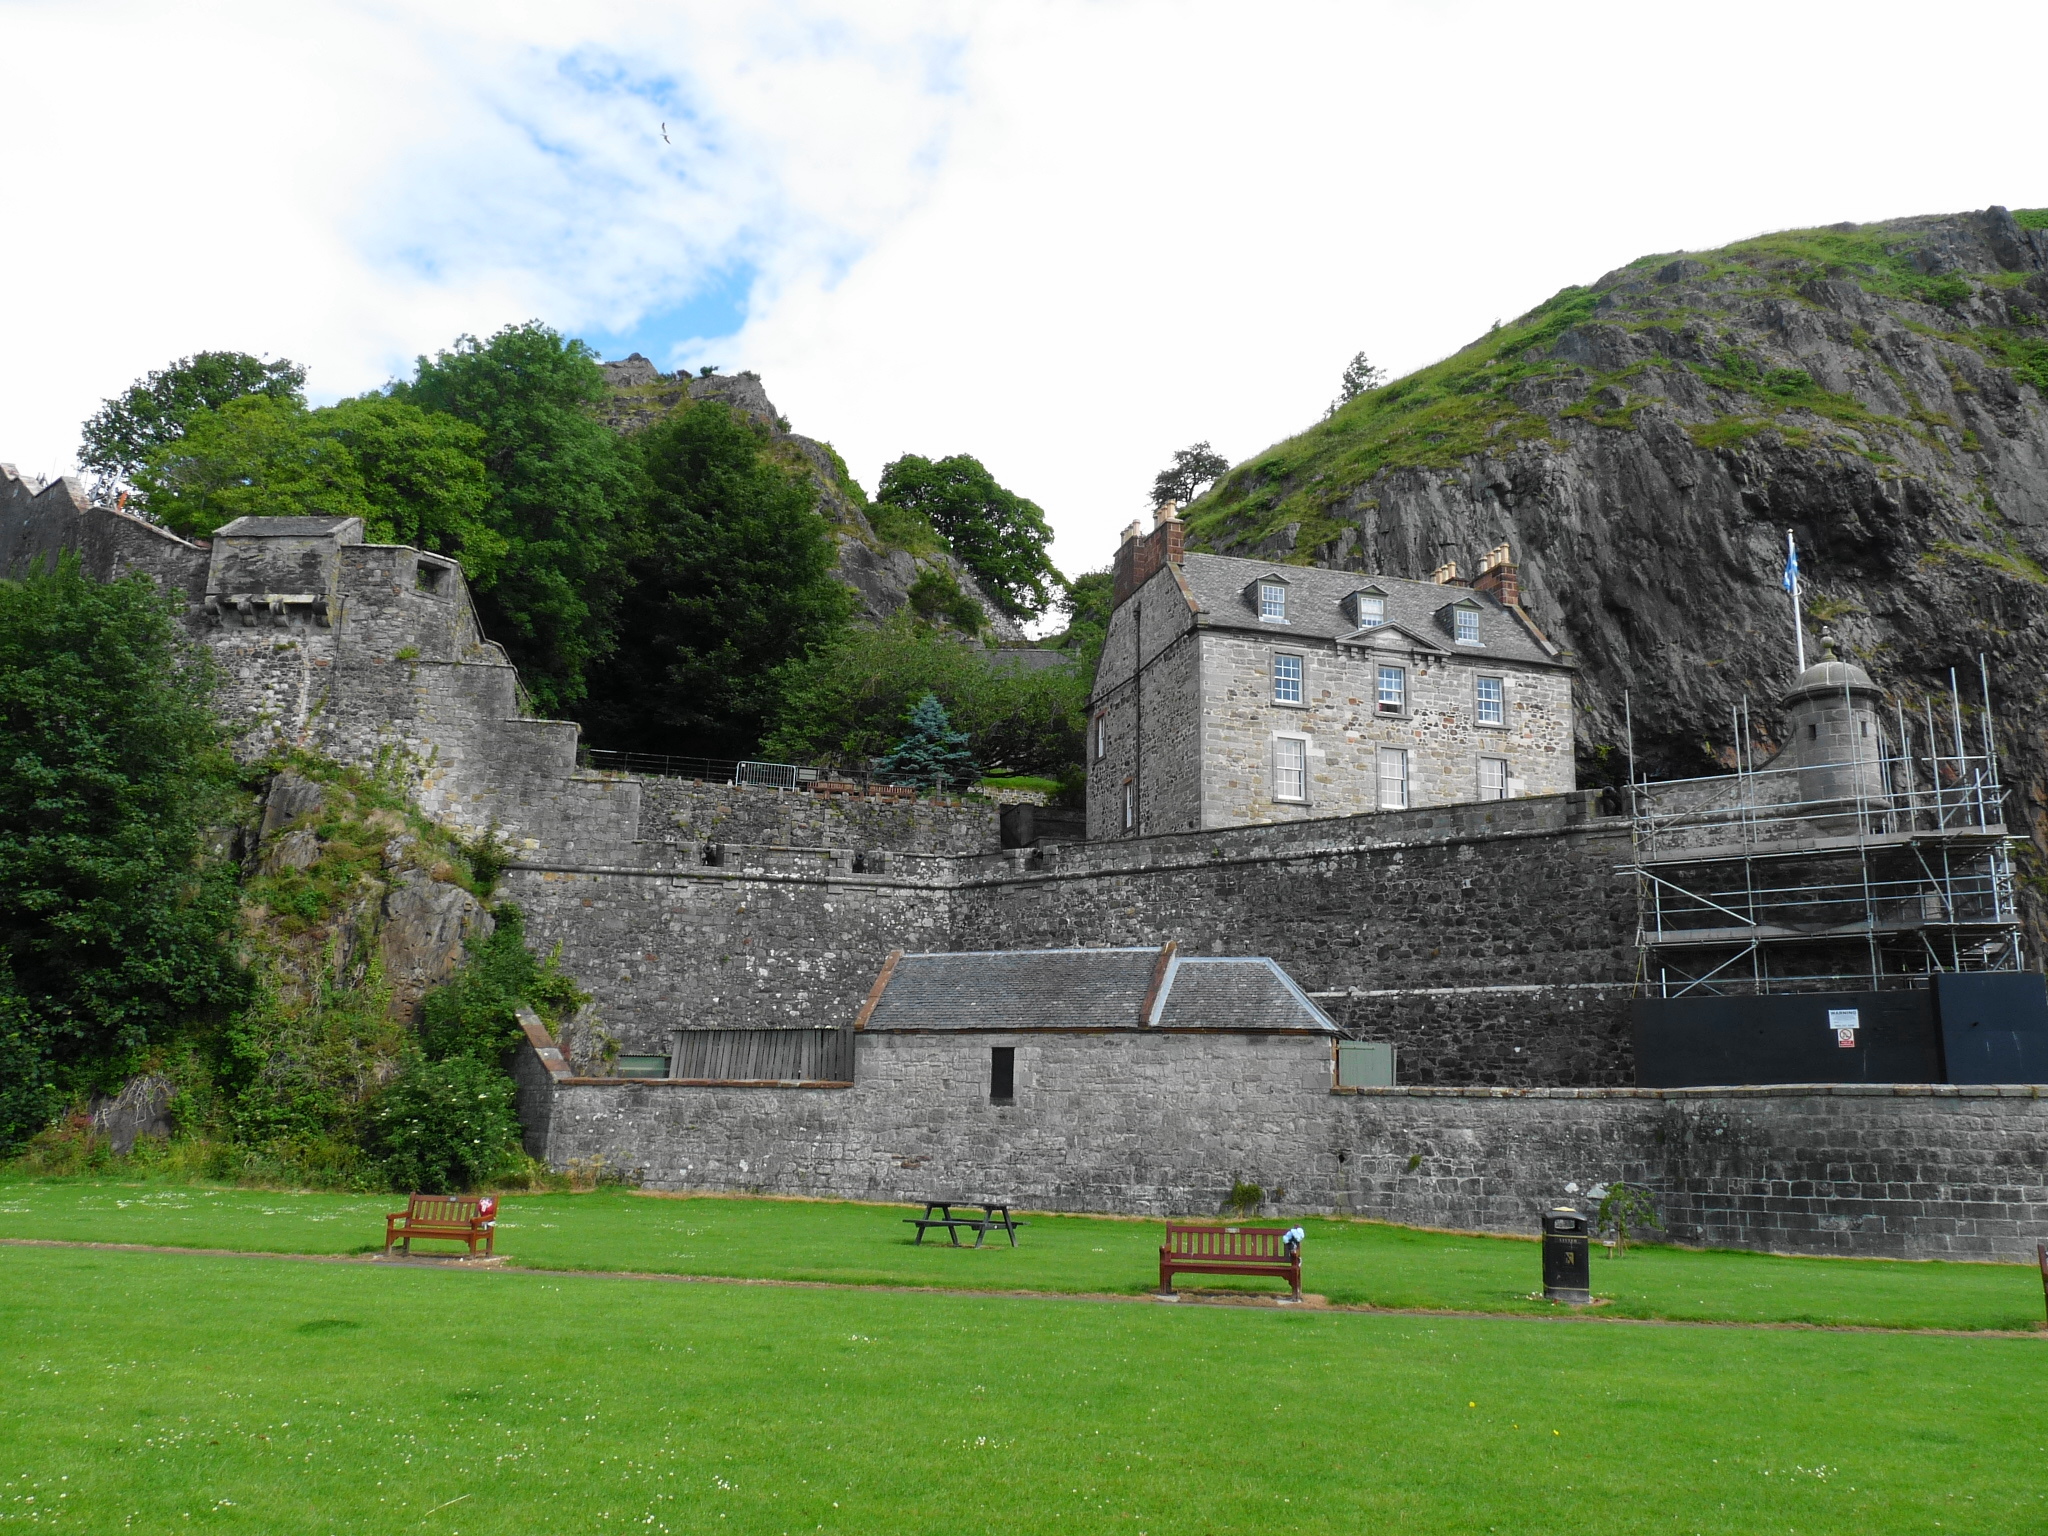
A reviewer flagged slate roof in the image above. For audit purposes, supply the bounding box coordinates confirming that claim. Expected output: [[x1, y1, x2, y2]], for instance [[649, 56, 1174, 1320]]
[[213, 516, 365, 538], [858, 945, 1336, 1034], [1174, 551, 1564, 668]]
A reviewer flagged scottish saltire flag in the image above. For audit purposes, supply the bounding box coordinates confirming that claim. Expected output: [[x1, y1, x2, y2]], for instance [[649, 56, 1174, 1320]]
[[1782, 533, 1799, 594]]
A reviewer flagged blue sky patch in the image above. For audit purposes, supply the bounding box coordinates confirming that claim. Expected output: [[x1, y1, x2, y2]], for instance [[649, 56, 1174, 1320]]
[[583, 262, 757, 369]]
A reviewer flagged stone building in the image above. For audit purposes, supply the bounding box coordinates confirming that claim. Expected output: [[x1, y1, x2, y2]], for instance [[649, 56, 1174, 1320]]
[[1088, 513, 1576, 839]]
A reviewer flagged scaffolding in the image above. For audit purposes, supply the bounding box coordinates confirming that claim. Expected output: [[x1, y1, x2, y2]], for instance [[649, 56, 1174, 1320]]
[[1625, 672, 2023, 997]]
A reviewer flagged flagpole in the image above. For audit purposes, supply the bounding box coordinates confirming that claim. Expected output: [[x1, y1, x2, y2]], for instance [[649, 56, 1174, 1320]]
[[1786, 530, 1806, 673]]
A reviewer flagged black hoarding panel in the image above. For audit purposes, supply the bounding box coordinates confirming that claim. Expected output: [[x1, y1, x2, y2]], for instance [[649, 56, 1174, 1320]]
[[1631, 990, 1940, 1088], [1934, 972, 2048, 1084]]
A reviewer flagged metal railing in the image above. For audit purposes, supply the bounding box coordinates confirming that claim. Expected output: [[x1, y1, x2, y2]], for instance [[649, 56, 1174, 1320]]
[[577, 748, 934, 796]]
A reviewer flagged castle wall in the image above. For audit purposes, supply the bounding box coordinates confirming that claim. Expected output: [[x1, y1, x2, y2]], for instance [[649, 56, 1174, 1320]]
[[635, 778, 997, 856], [1197, 635, 1575, 824], [528, 1046, 2048, 1260], [507, 790, 1638, 1085]]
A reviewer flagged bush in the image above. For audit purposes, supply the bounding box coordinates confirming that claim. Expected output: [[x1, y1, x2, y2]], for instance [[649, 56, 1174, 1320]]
[[366, 1056, 523, 1194], [417, 905, 585, 1066]]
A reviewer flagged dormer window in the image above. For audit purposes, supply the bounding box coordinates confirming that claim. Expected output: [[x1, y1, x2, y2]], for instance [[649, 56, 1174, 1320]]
[[1454, 605, 1482, 645], [1354, 592, 1386, 628], [1258, 582, 1287, 622]]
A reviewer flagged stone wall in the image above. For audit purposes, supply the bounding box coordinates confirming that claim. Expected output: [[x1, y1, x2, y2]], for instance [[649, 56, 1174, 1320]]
[[521, 1032, 2048, 1259], [506, 789, 1638, 1084], [634, 778, 997, 856]]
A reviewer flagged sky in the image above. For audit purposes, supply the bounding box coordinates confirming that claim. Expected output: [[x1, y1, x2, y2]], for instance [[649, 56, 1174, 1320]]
[[5, 0, 2046, 582]]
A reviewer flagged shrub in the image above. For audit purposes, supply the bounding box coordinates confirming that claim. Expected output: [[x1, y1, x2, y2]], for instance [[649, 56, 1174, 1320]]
[[366, 1056, 522, 1193], [417, 905, 585, 1066]]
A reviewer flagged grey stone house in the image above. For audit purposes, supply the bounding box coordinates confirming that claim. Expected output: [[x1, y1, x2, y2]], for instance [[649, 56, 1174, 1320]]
[[1088, 515, 1576, 838]]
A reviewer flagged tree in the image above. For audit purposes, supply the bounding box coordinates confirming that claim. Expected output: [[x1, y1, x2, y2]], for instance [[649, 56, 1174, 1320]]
[[763, 617, 1089, 776], [1330, 351, 1387, 415], [879, 692, 979, 789], [1149, 442, 1229, 511], [130, 393, 506, 581], [393, 323, 644, 715], [80, 352, 306, 503], [874, 454, 1059, 620], [0, 559, 247, 1149], [579, 400, 853, 758], [1050, 568, 1114, 674]]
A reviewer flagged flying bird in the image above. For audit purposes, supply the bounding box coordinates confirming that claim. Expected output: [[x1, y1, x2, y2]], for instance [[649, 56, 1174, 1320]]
[[661, 122, 670, 144]]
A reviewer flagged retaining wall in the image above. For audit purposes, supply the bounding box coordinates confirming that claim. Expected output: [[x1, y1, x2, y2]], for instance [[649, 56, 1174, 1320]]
[[516, 1035, 2048, 1260]]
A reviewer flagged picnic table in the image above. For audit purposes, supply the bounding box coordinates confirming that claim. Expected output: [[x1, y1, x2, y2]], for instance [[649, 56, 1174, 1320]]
[[904, 1200, 1025, 1248]]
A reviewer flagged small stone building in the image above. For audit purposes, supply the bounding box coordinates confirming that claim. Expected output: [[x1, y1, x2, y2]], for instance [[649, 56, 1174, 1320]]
[[1088, 514, 1577, 838]]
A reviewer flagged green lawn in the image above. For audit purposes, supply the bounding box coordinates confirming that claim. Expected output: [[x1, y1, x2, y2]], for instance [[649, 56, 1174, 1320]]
[[3, 1178, 2044, 1331], [2, 1245, 2044, 1534]]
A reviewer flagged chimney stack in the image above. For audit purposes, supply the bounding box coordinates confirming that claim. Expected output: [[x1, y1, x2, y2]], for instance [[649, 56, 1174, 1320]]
[[1112, 504, 1187, 608], [1471, 543, 1520, 607], [1429, 560, 1464, 586]]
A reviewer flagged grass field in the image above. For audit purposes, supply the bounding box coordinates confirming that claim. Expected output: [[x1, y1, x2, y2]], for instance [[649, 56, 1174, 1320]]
[[2, 1178, 2045, 1332], [4, 1243, 2046, 1535]]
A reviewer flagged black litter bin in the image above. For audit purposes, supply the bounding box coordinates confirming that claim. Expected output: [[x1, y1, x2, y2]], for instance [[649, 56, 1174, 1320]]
[[1542, 1207, 1592, 1305]]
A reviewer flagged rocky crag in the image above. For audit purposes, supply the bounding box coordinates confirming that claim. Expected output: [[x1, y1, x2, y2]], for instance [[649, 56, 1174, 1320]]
[[597, 356, 1026, 642], [1184, 205, 2048, 920]]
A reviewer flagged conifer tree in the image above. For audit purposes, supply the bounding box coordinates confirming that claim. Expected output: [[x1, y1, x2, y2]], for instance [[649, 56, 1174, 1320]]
[[879, 692, 979, 789]]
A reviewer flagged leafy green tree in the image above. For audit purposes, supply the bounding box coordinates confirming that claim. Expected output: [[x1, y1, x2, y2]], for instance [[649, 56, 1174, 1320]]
[[1329, 351, 1387, 415], [764, 617, 1088, 776], [580, 401, 853, 758], [394, 324, 644, 715], [874, 453, 1059, 620], [80, 351, 306, 503], [1051, 568, 1114, 673], [0, 559, 246, 1150], [880, 693, 980, 789], [132, 394, 507, 581], [134, 394, 365, 533], [1150, 441, 1229, 510]]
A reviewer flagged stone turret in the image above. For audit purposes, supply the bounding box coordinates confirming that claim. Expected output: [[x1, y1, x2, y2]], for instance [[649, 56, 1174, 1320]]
[[1778, 648, 1888, 816]]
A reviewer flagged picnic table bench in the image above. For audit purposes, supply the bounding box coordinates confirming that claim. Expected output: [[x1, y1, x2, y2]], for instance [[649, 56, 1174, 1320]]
[[904, 1201, 1025, 1248], [1159, 1223, 1301, 1298], [384, 1194, 497, 1257]]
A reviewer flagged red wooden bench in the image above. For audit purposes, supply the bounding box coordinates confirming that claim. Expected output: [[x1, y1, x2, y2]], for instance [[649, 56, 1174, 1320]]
[[384, 1194, 497, 1257], [1159, 1223, 1300, 1298]]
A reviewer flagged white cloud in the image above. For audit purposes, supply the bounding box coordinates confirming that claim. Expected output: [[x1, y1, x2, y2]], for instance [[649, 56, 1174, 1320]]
[[4, 0, 2045, 579]]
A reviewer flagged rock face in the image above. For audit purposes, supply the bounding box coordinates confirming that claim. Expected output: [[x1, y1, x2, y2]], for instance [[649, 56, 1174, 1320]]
[[88, 1074, 175, 1153], [380, 872, 493, 1021], [1187, 206, 2048, 930], [597, 356, 1026, 642]]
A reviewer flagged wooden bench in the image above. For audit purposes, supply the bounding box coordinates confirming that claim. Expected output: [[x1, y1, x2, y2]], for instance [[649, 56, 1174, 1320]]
[[1159, 1224, 1300, 1298], [385, 1194, 497, 1257]]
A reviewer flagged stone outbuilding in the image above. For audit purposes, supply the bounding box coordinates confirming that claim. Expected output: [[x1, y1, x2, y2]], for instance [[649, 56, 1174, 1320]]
[[1089, 513, 1577, 838]]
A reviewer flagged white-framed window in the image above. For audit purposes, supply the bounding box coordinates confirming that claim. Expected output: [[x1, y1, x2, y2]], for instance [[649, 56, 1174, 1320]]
[[1095, 715, 1107, 760], [1455, 606, 1482, 645], [1356, 594, 1385, 628], [1273, 653, 1304, 705], [1258, 582, 1287, 622], [1274, 736, 1308, 802], [1475, 674, 1505, 726], [1122, 783, 1135, 830], [1377, 747, 1409, 810], [1376, 664, 1406, 714], [1479, 756, 1509, 800]]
